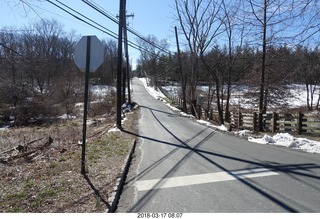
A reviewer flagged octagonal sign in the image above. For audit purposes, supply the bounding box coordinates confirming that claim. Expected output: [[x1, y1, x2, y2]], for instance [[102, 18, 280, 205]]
[[74, 35, 104, 72]]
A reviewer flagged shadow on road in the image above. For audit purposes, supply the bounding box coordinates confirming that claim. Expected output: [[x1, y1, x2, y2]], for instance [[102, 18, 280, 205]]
[[122, 105, 320, 213]]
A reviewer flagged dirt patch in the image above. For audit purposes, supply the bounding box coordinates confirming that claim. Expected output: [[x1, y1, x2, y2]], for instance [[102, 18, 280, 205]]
[[0, 109, 139, 213]]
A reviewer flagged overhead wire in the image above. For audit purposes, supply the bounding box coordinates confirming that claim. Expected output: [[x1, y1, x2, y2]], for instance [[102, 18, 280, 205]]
[[46, 0, 164, 59], [47, 0, 117, 39], [81, 0, 171, 55]]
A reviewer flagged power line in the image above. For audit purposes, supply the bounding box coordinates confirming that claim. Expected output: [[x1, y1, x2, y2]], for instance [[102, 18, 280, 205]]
[[47, 0, 118, 39], [45, 0, 171, 64], [82, 0, 171, 55], [46, 0, 162, 58]]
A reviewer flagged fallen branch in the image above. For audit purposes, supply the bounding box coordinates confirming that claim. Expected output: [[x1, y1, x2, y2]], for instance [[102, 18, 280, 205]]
[[0, 138, 44, 156], [0, 137, 53, 164]]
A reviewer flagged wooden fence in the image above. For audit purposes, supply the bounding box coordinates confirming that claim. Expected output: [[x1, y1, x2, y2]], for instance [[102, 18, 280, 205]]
[[161, 91, 320, 136], [233, 111, 320, 136]]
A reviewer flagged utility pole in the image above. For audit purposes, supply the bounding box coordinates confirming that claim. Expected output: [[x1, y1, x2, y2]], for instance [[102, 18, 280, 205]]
[[175, 26, 187, 113], [123, 8, 134, 104], [117, 2, 133, 105], [116, 0, 125, 129], [122, 67, 126, 104]]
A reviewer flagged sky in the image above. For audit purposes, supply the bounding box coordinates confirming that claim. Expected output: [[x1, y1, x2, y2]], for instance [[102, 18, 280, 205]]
[[0, 0, 177, 69]]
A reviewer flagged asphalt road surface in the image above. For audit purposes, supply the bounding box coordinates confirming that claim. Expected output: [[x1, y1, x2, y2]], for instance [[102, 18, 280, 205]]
[[117, 78, 320, 213]]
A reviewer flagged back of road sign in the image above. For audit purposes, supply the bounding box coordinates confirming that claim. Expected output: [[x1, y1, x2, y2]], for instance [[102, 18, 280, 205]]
[[74, 35, 104, 73]]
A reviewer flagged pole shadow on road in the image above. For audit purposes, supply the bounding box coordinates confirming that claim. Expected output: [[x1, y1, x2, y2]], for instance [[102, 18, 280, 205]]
[[140, 105, 180, 117], [121, 105, 320, 212]]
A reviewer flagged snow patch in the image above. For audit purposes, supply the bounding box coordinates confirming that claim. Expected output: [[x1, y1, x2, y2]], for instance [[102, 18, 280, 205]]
[[121, 117, 127, 125], [57, 114, 76, 120], [235, 130, 253, 137], [249, 133, 320, 154], [180, 111, 195, 118], [196, 120, 228, 131], [108, 126, 121, 133], [0, 125, 10, 131]]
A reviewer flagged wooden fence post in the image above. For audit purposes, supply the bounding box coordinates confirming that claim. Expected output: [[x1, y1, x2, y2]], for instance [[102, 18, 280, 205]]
[[297, 111, 303, 135], [272, 112, 277, 133], [197, 106, 202, 120], [238, 111, 242, 128], [253, 112, 257, 132]]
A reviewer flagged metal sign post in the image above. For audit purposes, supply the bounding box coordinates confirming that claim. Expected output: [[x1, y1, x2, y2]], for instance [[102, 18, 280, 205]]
[[81, 36, 91, 174], [74, 35, 104, 174]]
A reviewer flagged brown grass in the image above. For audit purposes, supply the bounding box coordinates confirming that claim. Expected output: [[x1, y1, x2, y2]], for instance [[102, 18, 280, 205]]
[[0, 110, 138, 213]]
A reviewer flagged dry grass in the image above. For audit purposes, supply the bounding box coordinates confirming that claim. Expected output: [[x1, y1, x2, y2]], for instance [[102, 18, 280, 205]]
[[0, 110, 138, 213]]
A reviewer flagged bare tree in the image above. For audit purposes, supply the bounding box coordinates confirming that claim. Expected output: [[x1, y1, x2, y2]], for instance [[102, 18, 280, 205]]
[[219, 0, 248, 123], [103, 39, 118, 84], [292, 46, 320, 110], [243, 0, 320, 130], [0, 19, 80, 125], [174, 0, 225, 116], [137, 35, 169, 87]]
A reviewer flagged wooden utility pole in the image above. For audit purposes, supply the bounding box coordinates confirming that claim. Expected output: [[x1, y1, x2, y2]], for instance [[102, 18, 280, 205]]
[[122, 67, 126, 104], [116, 0, 125, 129], [175, 26, 187, 113], [117, 1, 133, 105], [123, 4, 134, 104]]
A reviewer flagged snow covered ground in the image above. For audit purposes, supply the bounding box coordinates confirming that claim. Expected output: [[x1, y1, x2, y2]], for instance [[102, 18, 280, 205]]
[[139, 78, 320, 154], [162, 83, 320, 110], [91, 85, 116, 97]]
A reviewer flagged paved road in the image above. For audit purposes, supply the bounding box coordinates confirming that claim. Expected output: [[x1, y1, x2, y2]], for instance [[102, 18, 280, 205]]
[[117, 78, 320, 213]]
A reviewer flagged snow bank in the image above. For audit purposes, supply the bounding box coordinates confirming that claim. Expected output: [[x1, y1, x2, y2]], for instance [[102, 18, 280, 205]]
[[249, 133, 320, 154], [196, 120, 228, 131], [138, 77, 191, 116], [139, 78, 166, 100]]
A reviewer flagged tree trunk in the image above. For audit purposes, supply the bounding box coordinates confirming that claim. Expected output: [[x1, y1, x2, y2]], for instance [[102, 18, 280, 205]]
[[225, 68, 232, 123], [190, 60, 199, 116], [258, 0, 268, 131], [215, 79, 224, 125]]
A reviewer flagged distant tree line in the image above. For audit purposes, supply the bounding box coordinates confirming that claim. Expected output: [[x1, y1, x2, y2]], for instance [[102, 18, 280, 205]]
[[2, 1, 320, 130], [0, 19, 118, 126], [138, 42, 320, 107]]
